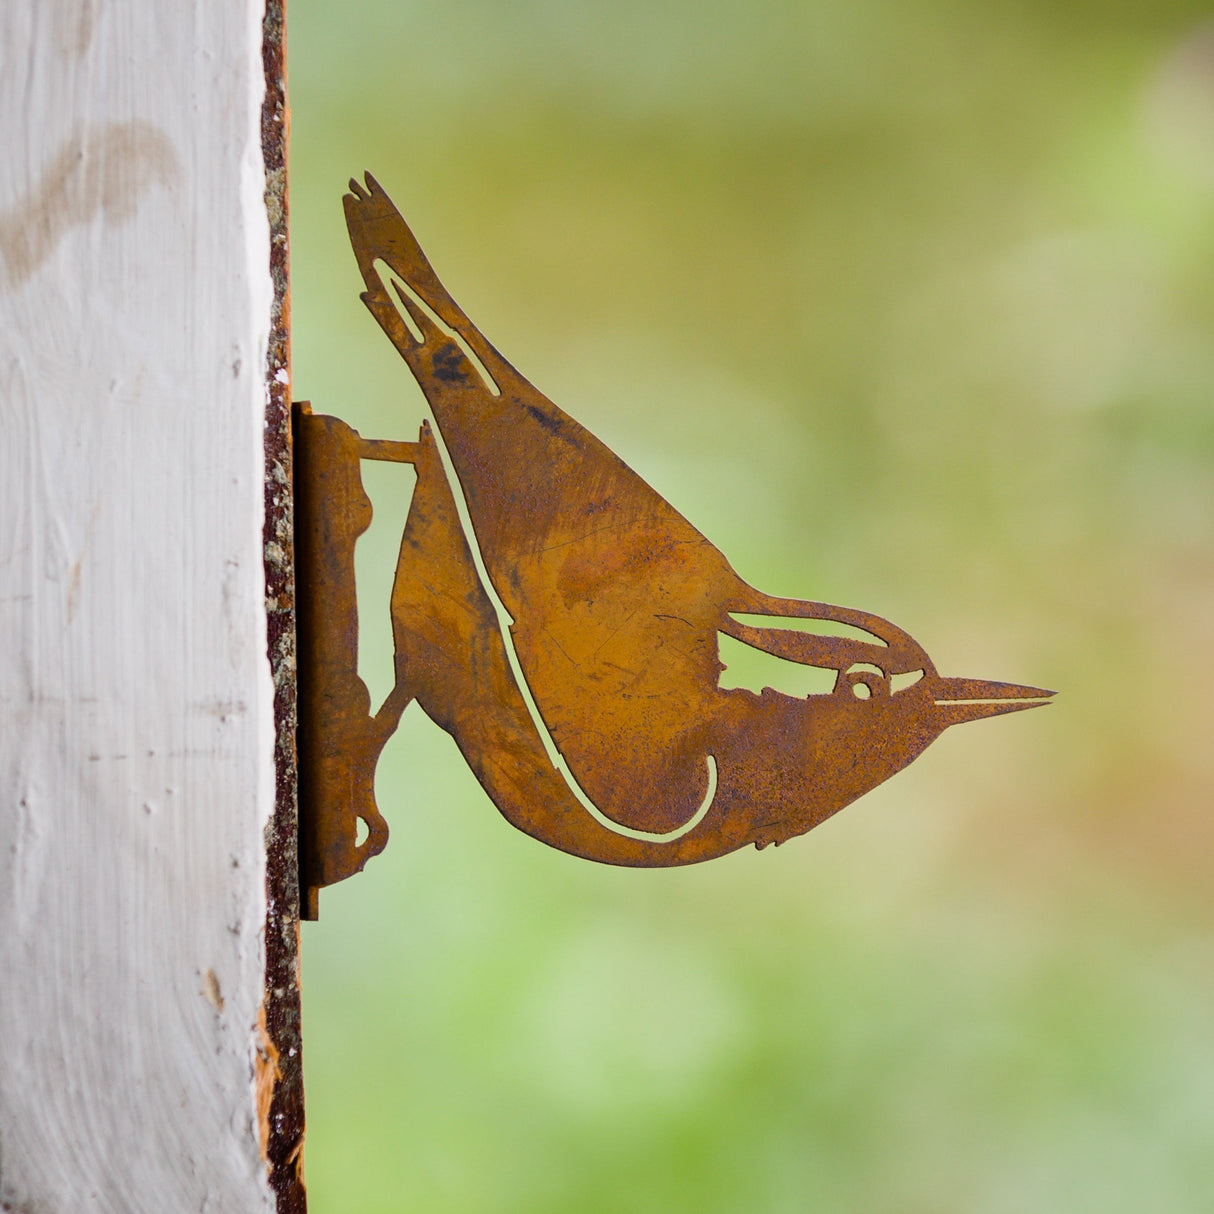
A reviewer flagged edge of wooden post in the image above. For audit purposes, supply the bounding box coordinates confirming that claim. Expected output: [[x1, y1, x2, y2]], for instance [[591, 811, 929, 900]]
[[261, 2, 307, 1209]]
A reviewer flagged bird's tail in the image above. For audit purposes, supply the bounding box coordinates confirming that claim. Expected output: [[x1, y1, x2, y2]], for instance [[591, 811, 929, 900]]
[[343, 173, 512, 398]]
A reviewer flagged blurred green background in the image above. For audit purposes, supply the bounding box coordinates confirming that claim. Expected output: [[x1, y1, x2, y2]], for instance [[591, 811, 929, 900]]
[[288, 2, 1214, 1210]]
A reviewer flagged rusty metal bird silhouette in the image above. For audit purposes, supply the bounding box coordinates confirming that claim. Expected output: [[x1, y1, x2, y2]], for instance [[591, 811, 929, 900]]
[[293, 172, 1052, 915]]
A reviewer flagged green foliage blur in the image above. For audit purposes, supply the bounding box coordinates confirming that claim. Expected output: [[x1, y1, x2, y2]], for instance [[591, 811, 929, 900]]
[[289, 2, 1214, 1209]]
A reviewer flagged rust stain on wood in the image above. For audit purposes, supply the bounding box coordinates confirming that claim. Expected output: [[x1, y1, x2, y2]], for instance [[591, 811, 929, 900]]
[[50, 0, 101, 58], [0, 121, 178, 287], [202, 968, 225, 1013]]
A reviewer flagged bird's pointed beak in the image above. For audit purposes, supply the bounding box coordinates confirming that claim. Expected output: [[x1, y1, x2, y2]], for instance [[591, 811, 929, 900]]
[[933, 676, 1055, 727]]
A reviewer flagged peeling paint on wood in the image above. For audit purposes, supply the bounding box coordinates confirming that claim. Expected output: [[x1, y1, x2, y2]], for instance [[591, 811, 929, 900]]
[[259, 0, 308, 1208], [255, 1001, 284, 1166]]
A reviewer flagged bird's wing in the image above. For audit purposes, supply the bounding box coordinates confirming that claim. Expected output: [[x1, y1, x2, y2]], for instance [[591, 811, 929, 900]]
[[345, 173, 748, 834]]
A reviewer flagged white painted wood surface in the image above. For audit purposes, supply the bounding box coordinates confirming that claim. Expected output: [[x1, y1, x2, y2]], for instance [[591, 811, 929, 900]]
[[0, 3, 278, 1210]]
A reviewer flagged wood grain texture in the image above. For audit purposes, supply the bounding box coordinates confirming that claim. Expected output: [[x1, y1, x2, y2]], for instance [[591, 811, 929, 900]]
[[0, 3, 279, 1210]]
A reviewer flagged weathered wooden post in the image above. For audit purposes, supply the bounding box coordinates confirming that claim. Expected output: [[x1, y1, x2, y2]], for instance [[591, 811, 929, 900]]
[[0, 4, 304, 1210]]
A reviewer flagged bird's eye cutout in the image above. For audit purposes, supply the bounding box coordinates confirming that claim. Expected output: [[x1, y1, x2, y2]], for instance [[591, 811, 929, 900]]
[[839, 663, 889, 700]]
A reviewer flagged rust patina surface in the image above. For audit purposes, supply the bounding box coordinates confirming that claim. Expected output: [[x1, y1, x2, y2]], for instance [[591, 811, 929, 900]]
[[296, 175, 1052, 916]]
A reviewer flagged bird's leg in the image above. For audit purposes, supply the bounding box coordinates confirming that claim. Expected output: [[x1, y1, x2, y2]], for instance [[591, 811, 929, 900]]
[[357, 437, 421, 464], [368, 678, 413, 742]]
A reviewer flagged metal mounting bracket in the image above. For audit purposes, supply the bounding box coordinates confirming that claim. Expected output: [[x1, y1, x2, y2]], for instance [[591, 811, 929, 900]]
[[293, 404, 414, 920]]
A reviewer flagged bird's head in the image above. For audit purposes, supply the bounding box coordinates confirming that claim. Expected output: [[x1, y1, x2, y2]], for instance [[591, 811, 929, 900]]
[[726, 596, 1051, 718], [819, 616, 1054, 730], [720, 595, 1053, 838]]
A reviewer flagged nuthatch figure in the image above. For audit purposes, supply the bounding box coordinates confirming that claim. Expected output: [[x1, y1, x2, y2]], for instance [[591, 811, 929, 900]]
[[339, 173, 1052, 867]]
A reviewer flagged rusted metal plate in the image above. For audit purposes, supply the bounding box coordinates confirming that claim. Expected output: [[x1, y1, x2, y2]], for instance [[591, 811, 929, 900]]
[[294, 406, 410, 917], [296, 174, 1052, 912]]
